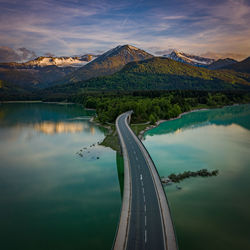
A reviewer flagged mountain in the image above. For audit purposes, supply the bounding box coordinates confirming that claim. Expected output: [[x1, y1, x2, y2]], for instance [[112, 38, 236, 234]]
[[221, 57, 250, 74], [0, 79, 36, 101], [0, 64, 77, 89], [207, 58, 238, 70], [164, 50, 215, 67], [0, 54, 98, 89], [20, 54, 96, 68], [44, 57, 250, 97], [56, 45, 154, 84]]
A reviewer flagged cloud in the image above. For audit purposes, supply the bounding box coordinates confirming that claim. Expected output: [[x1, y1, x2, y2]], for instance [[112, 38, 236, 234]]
[[44, 52, 55, 57], [200, 52, 247, 61], [0, 0, 249, 58], [0, 46, 37, 62], [154, 49, 175, 56], [162, 15, 186, 20]]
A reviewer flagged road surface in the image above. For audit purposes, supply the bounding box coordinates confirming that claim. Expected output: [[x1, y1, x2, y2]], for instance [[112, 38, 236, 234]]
[[115, 111, 177, 250]]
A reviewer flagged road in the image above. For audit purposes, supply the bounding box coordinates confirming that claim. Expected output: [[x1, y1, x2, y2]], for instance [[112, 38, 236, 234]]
[[116, 111, 174, 250]]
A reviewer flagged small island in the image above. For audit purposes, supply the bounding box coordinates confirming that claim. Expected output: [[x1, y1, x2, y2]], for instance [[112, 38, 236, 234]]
[[161, 169, 219, 184]]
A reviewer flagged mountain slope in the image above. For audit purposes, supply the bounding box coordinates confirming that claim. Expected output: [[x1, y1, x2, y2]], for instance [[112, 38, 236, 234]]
[[0, 53, 98, 90], [0, 65, 76, 89], [222, 57, 250, 73], [164, 50, 215, 67], [57, 45, 154, 84], [207, 58, 238, 70], [46, 57, 250, 95], [0, 79, 36, 100]]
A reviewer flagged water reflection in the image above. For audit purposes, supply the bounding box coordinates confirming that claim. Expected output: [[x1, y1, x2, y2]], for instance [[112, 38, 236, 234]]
[[143, 104, 250, 250], [0, 103, 120, 250], [33, 121, 95, 135], [0, 102, 95, 126], [146, 104, 250, 137]]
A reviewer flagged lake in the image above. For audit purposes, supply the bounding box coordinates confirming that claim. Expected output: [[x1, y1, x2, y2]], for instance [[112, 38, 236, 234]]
[[1, 102, 250, 250], [144, 104, 250, 250], [0, 103, 121, 250]]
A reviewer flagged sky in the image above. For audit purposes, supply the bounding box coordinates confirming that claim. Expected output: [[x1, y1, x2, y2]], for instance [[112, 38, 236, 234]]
[[0, 0, 249, 62]]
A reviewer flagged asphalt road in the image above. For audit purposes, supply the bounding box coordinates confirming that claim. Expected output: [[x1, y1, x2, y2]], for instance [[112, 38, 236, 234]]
[[117, 112, 166, 250]]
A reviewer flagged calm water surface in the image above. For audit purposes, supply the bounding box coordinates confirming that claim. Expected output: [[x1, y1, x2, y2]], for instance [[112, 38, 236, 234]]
[[144, 104, 250, 250], [0, 103, 121, 250], [1, 103, 250, 250]]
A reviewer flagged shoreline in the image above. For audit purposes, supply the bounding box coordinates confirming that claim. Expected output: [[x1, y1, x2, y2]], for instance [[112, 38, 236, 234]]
[[137, 108, 209, 140], [91, 103, 243, 150], [0, 100, 75, 105], [0, 100, 43, 103], [137, 103, 243, 140]]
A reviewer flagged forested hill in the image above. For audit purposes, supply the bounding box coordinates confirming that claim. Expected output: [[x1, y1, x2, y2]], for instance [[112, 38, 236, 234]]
[[222, 57, 250, 74], [46, 57, 250, 95]]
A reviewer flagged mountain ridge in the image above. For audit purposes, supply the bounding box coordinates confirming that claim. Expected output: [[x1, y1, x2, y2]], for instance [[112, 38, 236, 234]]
[[164, 50, 215, 67], [54, 44, 154, 85], [221, 57, 250, 73], [44, 57, 250, 96]]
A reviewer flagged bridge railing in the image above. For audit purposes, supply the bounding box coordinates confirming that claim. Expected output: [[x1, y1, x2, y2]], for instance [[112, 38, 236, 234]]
[[113, 112, 133, 250]]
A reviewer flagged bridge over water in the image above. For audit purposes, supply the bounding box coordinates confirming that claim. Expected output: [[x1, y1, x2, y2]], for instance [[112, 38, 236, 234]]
[[113, 111, 178, 250]]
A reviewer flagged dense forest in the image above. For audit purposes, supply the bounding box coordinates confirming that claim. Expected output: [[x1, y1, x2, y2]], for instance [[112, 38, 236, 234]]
[[45, 57, 250, 96], [1, 57, 250, 102], [70, 90, 250, 124]]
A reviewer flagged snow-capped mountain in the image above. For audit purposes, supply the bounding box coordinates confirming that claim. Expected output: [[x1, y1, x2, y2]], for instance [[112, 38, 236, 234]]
[[23, 54, 97, 68], [164, 50, 215, 67], [58, 44, 154, 84]]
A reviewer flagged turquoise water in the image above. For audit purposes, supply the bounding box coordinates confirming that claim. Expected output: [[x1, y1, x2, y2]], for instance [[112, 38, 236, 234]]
[[0, 103, 121, 250], [144, 104, 250, 250], [1, 103, 250, 250]]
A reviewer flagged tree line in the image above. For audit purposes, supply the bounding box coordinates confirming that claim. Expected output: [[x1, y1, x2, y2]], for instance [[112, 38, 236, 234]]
[[70, 90, 250, 124]]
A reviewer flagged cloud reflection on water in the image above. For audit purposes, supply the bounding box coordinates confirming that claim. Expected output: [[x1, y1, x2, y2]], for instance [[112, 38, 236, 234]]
[[33, 121, 95, 135]]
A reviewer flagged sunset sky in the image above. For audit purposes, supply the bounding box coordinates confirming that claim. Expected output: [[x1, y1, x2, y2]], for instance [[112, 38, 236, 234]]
[[0, 0, 249, 61]]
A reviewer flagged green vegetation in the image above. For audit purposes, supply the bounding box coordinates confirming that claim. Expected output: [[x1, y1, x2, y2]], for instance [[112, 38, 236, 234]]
[[1, 57, 250, 101], [99, 128, 121, 152], [168, 169, 219, 183], [70, 90, 250, 152], [55, 44, 153, 85], [224, 57, 250, 74], [0, 65, 76, 90], [130, 123, 150, 136], [47, 57, 250, 96], [71, 90, 250, 124]]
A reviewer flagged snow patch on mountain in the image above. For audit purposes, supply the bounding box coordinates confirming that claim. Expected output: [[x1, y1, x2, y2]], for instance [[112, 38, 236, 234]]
[[127, 45, 139, 50], [164, 50, 215, 67], [24, 55, 97, 68]]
